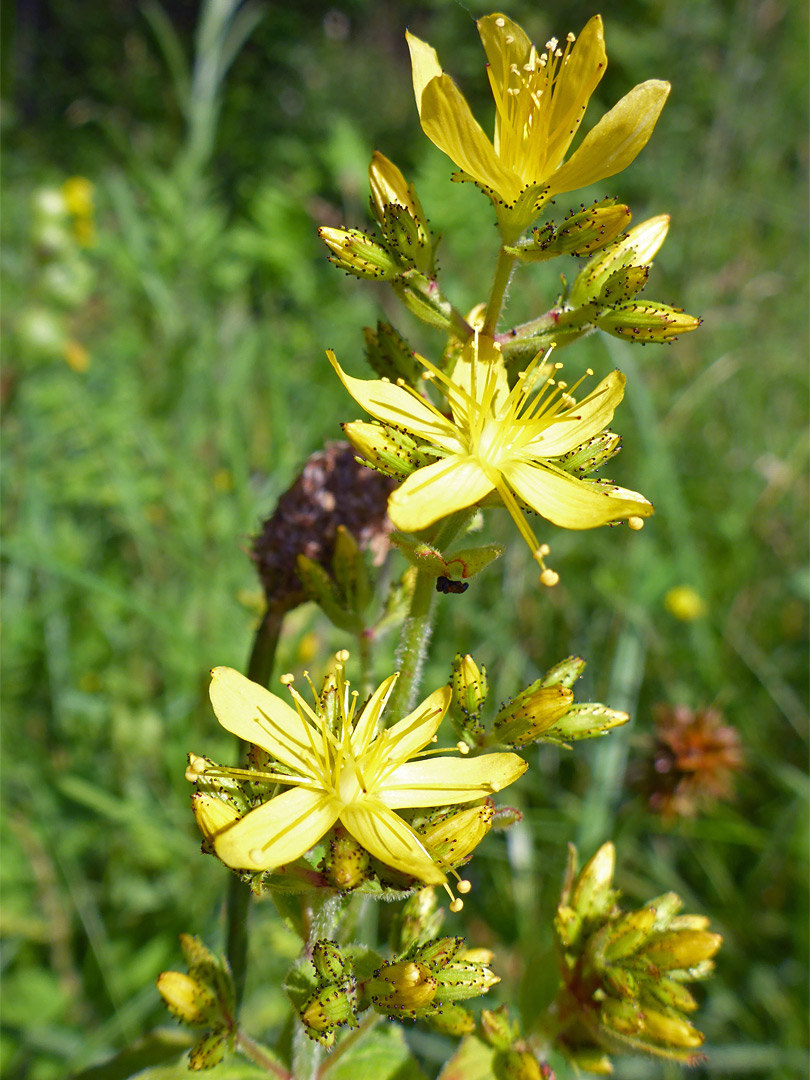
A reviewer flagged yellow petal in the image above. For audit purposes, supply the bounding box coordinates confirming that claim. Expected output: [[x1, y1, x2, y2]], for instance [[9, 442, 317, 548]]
[[214, 787, 339, 871], [379, 685, 451, 762], [340, 800, 446, 883], [388, 456, 494, 532], [406, 29, 443, 106], [350, 673, 399, 754], [476, 14, 533, 97], [547, 80, 670, 197], [504, 462, 653, 529], [209, 667, 318, 775], [328, 351, 460, 452], [525, 370, 625, 457], [378, 752, 527, 809], [418, 75, 522, 202], [544, 16, 607, 171]]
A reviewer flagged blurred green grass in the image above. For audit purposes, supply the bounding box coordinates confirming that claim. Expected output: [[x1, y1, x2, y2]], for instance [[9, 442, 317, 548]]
[[1, 1, 807, 1077]]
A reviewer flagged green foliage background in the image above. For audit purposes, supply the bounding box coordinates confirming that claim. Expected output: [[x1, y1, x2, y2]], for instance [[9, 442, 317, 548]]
[[1, 0, 807, 1077]]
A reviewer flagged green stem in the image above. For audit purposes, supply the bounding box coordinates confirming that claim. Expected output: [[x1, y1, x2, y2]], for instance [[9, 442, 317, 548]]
[[483, 245, 517, 336], [235, 1029, 291, 1078], [226, 609, 285, 1012], [388, 511, 472, 718]]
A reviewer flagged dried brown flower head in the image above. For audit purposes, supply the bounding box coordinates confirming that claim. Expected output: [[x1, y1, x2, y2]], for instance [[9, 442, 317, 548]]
[[251, 442, 395, 614], [637, 704, 744, 819]]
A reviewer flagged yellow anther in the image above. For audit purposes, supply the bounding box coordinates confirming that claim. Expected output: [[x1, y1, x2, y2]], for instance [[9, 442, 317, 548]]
[[450, 898, 464, 913], [336, 649, 350, 662], [280, 673, 295, 685], [457, 879, 472, 894], [540, 568, 560, 587], [627, 516, 645, 531], [456, 741, 470, 755]]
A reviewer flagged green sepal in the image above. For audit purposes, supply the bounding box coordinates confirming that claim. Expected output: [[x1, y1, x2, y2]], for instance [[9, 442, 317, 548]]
[[539, 656, 586, 690], [391, 273, 453, 330], [296, 553, 362, 634], [363, 320, 422, 386]]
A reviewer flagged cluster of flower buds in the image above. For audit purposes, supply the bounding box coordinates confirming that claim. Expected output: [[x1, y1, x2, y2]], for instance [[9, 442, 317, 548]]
[[449, 654, 629, 751], [551, 842, 721, 1072], [480, 1006, 555, 1080], [367, 937, 500, 1036], [565, 216, 701, 344], [506, 198, 632, 262], [156, 935, 236, 1070], [295, 940, 359, 1047], [320, 152, 460, 333]]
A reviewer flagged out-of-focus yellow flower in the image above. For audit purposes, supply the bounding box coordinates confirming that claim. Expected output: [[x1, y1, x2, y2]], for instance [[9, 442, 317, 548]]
[[664, 585, 706, 621], [62, 340, 90, 372], [331, 335, 653, 570], [196, 653, 525, 906], [407, 14, 669, 239], [62, 177, 94, 218]]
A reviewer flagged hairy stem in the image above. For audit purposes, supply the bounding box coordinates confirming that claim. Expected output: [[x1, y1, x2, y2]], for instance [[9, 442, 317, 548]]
[[483, 245, 517, 336], [235, 1029, 291, 1077]]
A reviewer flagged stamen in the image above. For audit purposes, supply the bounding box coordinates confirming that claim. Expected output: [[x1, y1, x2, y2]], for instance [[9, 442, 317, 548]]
[[457, 879, 472, 894], [627, 516, 645, 531]]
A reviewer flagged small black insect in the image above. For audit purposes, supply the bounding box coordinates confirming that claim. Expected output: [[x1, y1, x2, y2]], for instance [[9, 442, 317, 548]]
[[436, 575, 469, 595]]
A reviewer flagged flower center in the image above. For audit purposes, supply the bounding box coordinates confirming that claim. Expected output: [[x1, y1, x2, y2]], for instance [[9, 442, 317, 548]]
[[336, 756, 364, 806], [475, 417, 511, 469]]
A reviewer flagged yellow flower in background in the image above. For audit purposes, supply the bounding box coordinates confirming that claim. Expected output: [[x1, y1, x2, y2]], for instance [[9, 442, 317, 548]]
[[331, 336, 653, 570], [199, 655, 526, 905], [407, 13, 670, 239]]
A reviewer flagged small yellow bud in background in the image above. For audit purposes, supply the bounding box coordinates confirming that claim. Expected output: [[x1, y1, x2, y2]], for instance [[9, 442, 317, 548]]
[[62, 177, 94, 218], [664, 585, 707, 621], [63, 340, 90, 372], [156, 971, 218, 1027]]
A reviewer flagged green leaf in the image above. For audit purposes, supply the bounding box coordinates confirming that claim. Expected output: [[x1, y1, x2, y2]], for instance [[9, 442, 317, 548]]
[[70, 1030, 191, 1079], [322, 1022, 427, 1080], [437, 1035, 496, 1080]]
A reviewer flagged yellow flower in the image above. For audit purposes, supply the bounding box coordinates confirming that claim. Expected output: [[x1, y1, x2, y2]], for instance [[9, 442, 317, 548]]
[[330, 336, 653, 569], [407, 14, 670, 239], [201, 654, 526, 904]]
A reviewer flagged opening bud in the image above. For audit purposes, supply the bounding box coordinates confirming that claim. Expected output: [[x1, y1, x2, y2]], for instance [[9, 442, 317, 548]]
[[319, 226, 400, 279]]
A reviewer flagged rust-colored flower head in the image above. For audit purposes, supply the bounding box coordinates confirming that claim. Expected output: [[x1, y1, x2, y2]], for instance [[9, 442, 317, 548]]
[[637, 704, 744, 819], [251, 441, 395, 614]]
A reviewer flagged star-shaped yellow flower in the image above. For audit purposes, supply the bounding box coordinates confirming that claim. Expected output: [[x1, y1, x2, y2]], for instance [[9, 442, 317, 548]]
[[200, 655, 526, 902], [407, 13, 670, 239], [331, 336, 653, 567]]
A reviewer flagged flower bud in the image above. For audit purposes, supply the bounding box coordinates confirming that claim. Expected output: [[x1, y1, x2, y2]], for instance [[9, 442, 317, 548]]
[[363, 320, 422, 386], [508, 200, 631, 262], [449, 653, 488, 736], [558, 433, 622, 478], [592, 907, 657, 964], [480, 1006, 520, 1050], [596, 301, 701, 342], [571, 843, 618, 922], [333, 524, 372, 617], [494, 684, 574, 748], [420, 801, 495, 869], [594, 265, 649, 306], [157, 971, 219, 1027], [640, 1008, 704, 1049], [368, 152, 434, 276], [343, 420, 431, 480], [311, 940, 352, 984], [371, 961, 438, 1014], [319, 227, 400, 279], [599, 995, 644, 1036], [569, 215, 670, 307], [188, 1030, 228, 1071], [642, 929, 722, 971], [321, 827, 371, 890], [540, 656, 586, 690], [540, 702, 629, 745], [423, 1001, 476, 1036], [296, 553, 363, 634], [299, 984, 358, 1046], [191, 792, 242, 851], [494, 1049, 544, 1080]]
